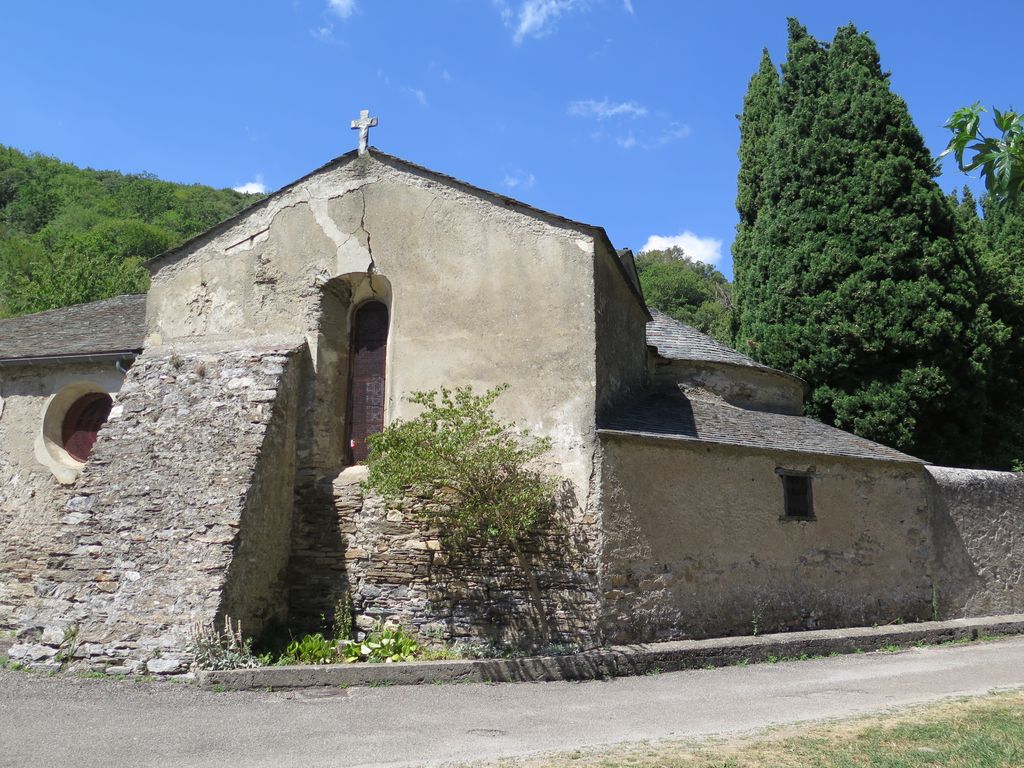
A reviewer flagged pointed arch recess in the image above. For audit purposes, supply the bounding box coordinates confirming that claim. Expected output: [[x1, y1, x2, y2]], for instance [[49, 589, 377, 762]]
[[346, 300, 389, 464]]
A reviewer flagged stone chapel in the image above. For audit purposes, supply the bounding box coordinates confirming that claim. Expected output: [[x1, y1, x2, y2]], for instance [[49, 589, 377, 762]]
[[1, 120, 1022, 673]]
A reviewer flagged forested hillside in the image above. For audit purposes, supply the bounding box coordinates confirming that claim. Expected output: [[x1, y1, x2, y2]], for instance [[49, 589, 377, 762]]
[[634, 247, 733, 344], [731, 19, 1024, 470], [0, 146, 262, 317]]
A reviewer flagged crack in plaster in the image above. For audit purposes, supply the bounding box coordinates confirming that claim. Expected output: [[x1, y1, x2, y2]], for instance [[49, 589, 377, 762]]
[[357, 188, 374, 273]]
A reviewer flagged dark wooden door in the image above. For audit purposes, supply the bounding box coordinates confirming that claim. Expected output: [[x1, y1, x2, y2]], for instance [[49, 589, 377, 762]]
[[346, 301, 389, 464]]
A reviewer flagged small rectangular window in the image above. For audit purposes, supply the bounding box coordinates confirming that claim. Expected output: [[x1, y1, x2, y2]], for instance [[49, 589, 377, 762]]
[[779, 472, 814, 520]]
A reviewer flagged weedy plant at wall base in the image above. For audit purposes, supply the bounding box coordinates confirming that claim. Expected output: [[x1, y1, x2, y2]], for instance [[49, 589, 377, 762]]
[[187, 617, 266, 670]]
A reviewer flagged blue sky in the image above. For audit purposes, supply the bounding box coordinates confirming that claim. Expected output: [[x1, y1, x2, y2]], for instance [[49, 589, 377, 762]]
[[3, 1, 1021, 278]]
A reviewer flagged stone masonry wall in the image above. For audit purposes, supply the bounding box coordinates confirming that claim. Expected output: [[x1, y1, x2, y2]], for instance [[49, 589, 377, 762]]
[[0, 361, 122, 631], [928, 466, 1024, 618], [9, 344, 304, 674], [288, 467, 603, 650], [0, 456, 59, 630]]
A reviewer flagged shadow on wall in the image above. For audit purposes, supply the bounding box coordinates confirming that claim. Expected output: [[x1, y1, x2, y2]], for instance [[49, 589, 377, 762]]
[[422, 481, 601, 650], [285, 272, 392, 636], [288, 473, 602, 650]]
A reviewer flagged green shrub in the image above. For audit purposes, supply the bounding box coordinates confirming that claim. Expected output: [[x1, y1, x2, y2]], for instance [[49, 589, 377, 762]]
[[341, 623, 419, 664], [282, 633, 338, 665], [365, 385, 558, 641]]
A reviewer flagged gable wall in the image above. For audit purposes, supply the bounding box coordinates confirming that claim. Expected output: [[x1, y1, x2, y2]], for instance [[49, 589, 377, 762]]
[[147, 156, 608, 493]]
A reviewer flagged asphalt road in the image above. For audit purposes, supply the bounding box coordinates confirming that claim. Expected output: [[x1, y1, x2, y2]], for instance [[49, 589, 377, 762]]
[[2, 637, 1023, 768]]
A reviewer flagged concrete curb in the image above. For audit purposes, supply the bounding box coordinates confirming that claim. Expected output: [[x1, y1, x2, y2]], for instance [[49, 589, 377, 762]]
[[199, 613, 1024, 691]]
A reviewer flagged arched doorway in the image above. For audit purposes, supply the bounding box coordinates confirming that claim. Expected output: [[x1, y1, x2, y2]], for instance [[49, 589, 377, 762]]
[[345, 300, 389, 464]]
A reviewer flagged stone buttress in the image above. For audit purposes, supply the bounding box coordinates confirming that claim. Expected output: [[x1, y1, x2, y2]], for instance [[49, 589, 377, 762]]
[[9, 345, 303, 673]]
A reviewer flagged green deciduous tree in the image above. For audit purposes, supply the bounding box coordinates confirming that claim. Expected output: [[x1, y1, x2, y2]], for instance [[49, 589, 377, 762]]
[[364, 385, 558, 641], [634, 246, 733, 343], [940, 104, 1024, 204], [732, 20, 994, 465]]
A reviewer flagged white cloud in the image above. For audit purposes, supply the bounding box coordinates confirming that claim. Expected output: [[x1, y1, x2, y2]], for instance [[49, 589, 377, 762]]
[[405, 87, 428, 108], [502, 170, 536, 191], [568, 98, 647, 120], [494, 0, 513, 24], [233, 175, 267, 195], [640, 231, 723, 265], [310, 24, 336, 43], [496, 0, 634, 43], [653, 122, 692, 146], [327, 0, 356, 19], [516, 0, 582, 42], [616, 133, 637, 149]]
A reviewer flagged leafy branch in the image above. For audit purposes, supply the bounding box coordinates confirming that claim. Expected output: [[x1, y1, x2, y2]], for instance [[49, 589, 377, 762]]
[[940, 103, 1024, 204]]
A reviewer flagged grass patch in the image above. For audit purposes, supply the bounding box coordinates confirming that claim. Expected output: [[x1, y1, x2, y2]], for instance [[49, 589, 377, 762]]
[[495, 690, 1024, 768]]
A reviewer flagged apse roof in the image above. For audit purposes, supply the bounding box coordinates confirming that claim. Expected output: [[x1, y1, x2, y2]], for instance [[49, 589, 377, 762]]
[[0, 294, 146, 363], [600, 388, 923, 464]]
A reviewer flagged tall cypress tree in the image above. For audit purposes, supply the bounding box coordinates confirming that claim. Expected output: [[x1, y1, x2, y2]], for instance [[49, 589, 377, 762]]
[[734, 20, 990, 465], [975, 193, 1024, 467], [733, 49, 779, 345]]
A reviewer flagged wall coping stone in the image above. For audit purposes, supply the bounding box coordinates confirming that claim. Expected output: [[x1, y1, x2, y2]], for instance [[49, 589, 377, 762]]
[[199, 613, 1024, 690]]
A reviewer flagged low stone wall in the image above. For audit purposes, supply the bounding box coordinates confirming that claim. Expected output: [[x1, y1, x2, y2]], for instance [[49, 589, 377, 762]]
[[9, 344, 303, 674], [288, 467, 603, 650], [928, 466, 1024, 618]]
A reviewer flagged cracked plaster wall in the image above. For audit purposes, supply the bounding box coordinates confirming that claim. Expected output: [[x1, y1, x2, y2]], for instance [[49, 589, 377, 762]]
[[598, 436, 934, 643], [147, 153, 620, 499], [594, 238, 648, 418]]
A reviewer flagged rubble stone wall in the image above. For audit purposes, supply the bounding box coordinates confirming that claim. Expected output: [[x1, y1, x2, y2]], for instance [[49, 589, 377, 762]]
[[0, 454, 58, 631], [0, 361, 124, 630], [9, 344, 303, 674], [288, 466, 603, 650], [928, 466, 1024, 618]]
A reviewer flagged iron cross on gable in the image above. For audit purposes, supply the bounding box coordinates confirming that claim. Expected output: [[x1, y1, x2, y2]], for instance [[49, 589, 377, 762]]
[[351, 109, 378, 155]]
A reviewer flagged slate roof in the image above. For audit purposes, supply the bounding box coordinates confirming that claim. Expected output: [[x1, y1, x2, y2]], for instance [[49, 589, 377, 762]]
[[0, 294, 146, 362], [600, 388, 923, 464], [646, 308, 790, 374]]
